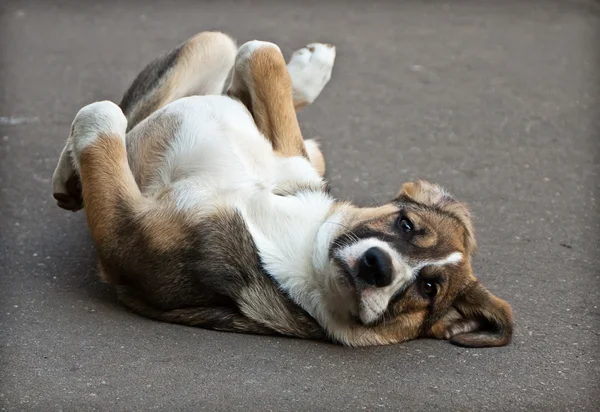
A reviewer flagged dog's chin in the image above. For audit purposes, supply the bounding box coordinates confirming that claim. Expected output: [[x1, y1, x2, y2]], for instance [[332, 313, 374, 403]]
[[359, 316, 385, 327], [329, 260, 363, 320], [331, 260, 389, 327], [358, 301, 387, 327]]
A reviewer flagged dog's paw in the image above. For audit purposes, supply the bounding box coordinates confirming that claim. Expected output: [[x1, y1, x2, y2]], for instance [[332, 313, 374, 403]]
[[230, 40, 283, 94], [288, 43, 336, 107], [52, 168, 83, 212], [52, 101, 126, 211], [52, 136, 83, 212], [70, 101, 127, 160], [235, 40, 282, 69]]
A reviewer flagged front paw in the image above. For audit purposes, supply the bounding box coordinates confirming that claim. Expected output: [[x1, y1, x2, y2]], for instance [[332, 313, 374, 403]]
[[288, 43, 336, 106]]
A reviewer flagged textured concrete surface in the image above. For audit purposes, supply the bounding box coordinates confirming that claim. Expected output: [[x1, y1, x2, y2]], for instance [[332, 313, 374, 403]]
[[1, 1, 599, 411]]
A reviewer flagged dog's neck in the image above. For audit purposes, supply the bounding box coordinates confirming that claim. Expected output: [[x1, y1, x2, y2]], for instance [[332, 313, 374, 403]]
[[311, 202, 363, 321], [245, 190, 383, 342], [312, 201, 355, 274], [244, 189, 363, 331]]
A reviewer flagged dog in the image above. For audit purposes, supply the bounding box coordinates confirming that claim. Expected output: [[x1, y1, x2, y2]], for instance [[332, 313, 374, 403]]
[[51, 32, 513, 347]]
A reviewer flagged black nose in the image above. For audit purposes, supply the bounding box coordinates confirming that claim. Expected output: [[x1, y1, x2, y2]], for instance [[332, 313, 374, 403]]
[[357, 247, 393, 287]]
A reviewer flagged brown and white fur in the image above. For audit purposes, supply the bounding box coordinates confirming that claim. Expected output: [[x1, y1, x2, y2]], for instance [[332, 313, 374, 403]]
[[51, 32, 513, 347]]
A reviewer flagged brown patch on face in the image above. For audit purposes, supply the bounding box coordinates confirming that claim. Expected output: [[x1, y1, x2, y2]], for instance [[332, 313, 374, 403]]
[[374, 306, 427, 344], [398, 180, 476, 255], [400, 211, 438, 249], [367, 263, 476, 345], [350, 203, 399, 231]]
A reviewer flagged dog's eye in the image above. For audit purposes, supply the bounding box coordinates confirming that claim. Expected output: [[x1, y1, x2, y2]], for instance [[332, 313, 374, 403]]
[[396, 216, 413, 233], [420, 280, 438, 298]]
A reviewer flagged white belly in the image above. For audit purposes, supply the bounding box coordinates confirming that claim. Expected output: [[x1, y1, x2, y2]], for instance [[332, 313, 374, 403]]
[[129, 94, 325, 215], [125, 94, 338, 323], [149, 95, 274, 201]]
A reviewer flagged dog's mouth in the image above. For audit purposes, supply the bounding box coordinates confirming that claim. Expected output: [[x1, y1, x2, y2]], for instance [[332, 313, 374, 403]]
[[329, 255, 368, 324], [332, 255, 357, 289], [331, 255, 400, 327]]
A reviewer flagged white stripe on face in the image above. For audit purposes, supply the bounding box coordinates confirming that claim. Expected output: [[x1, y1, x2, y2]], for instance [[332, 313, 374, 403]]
[[409, 251, 463, 277]]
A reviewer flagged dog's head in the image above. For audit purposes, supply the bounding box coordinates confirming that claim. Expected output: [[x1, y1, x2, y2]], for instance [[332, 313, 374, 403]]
[[328, 180, 512, 347]]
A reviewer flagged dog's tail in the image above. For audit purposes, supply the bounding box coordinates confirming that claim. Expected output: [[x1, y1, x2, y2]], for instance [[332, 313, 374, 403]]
[[118, 31, 237, 132]]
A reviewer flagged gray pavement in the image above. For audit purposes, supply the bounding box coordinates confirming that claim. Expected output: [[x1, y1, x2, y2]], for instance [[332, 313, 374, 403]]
[[1, 1, 599, 411]]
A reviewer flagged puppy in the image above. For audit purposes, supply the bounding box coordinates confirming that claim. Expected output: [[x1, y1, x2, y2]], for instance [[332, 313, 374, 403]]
[[52, 32, 512, 347]]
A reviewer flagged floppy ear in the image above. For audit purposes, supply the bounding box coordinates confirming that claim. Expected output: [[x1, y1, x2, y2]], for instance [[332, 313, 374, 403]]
[[398, 180, 455, 206], [446, 281, 513, 348], [397, 180, 476, 254]]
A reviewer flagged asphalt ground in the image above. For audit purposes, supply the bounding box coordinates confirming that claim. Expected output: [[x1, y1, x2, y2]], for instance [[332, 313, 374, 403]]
[[1, 1, 599, 411]]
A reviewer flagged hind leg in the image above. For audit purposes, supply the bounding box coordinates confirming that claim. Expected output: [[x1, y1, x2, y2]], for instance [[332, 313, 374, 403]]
[[120, 31, 237, 131], [52, 31, 237, 210], [52, 34, 335, 209]]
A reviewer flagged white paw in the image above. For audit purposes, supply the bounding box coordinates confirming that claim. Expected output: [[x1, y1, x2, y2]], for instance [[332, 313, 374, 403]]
[[288, 43, 336, 105], [70, 101, 127, 159]]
